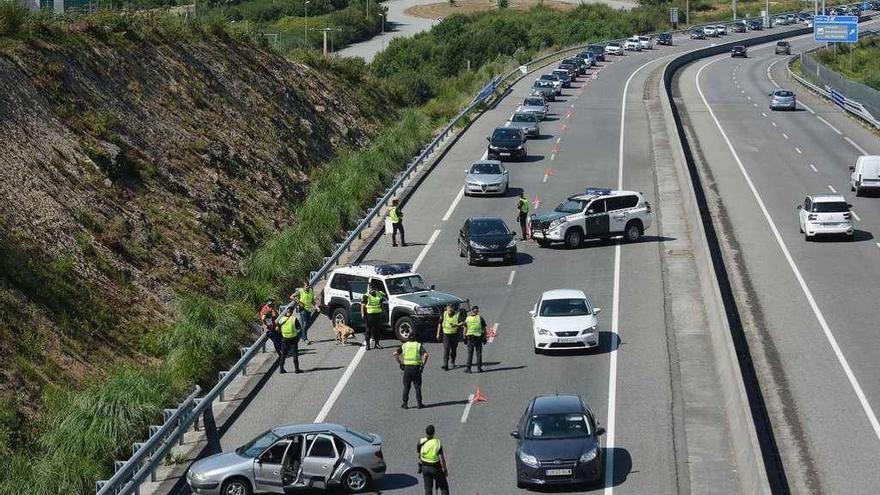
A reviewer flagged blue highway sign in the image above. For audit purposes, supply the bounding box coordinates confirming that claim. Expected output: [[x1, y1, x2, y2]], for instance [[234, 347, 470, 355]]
[[814, 15, 859, 43]]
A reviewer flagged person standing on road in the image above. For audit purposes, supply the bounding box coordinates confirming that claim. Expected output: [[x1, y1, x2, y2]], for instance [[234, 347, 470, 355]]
[[394, 335, 428, 409], [436, 304, 464, 370], [259, 298, 282, 356], [360, 283, 386, 350], [291, 280, 319, 345], [516, 191, 530, 241], [389, 199, 407, 247], [464, 306, 487, 373], [278, 307, 302, 374], [418, 425, 449, 495]]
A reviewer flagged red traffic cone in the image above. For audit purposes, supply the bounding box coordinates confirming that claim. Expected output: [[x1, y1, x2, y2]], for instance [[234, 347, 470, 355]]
[[473, 387, 488, 403]]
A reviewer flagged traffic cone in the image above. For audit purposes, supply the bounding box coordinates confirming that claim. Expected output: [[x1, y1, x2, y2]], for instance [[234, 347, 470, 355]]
[[473, 387, 488, 403]]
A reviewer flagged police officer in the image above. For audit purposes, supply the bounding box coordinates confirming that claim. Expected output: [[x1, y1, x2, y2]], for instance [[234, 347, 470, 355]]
[[516, 191, 530, 241], [393, 335, 428, 409], [436, 304, 464, 370], [389, 199, 406, 247], [291, 280, 319, 345], [418, 425, 449, 495], [277, 307, 302, 374], [464, 306, 487, 373], [360, 283, 386, 350]]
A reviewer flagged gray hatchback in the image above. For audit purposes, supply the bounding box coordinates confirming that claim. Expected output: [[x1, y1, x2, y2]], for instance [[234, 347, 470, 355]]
[[769, 89, 797, 110], [186, 423, 385, 494]]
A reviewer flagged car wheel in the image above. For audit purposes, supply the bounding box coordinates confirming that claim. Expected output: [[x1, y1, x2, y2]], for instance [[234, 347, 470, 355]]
[[624, 221, 643, 242], [533, 347, 542, 355], [847, 233, 855, 242], [851, 183, 856, 192], [565, 228, 583, 249], [855, 184, 862, 197], [220, 478, 252, 495], [536, 239, 550, 247], [459, 241, 465, 257], [342, 468, 371, 493], [517, 480, 527, 488], [332, 307, 351, 327], [394, 316, 415, 341]]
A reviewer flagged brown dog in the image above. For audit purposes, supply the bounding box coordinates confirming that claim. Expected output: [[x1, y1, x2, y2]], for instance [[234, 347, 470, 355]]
[[333, 322, 355, 345]]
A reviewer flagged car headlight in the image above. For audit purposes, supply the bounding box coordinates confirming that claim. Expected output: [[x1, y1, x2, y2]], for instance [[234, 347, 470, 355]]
[[515, 145, 524, 151], [413, 306, 434, 315], [488, 144, 498, 150], [191, 471, 207, 481], [519, 451, 539, 468], [548, 216, 567, 230], [470, 240, 488, 249], [537, 328, 551, 336], [579, 447, 598, 463], [505, 239, 516, 248], [581, 326, 597, 335]]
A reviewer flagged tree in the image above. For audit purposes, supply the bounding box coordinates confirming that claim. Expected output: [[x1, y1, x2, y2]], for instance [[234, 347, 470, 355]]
[[497, 0, 509, 8]]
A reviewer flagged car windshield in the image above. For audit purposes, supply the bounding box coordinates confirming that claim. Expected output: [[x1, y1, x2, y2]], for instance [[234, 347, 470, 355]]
[[511, 113, 537, 123], [386, 275, 430, 294], [811, 201, 849, 213], [554, 199, 586, 214], [492, 128, 521, 140], [526, 413, 592, 439], [777, 42, 788, 46], [539, 298, 590, 317], [471, 219, 509, 236], [540, 74, 558, 81], [608, 42, 619, 47], [534, 80, 551, 88], [553, 70, 568, 77], [774, 90, 794, 97], [470, 162, 502, 174], [236, 430, 281, 458], [524, 98, 544, 106]]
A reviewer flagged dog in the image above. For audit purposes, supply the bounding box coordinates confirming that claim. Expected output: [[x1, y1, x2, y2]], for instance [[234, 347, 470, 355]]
[[333, 322, 355, 345]]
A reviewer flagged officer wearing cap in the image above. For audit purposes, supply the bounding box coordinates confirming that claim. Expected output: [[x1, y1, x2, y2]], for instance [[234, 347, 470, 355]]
[[393, 335, 428, 409], [464, 306, 487, 373]]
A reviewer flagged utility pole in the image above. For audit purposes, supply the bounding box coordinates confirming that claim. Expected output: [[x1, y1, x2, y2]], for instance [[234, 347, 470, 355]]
[[686, 0, 690, 26], [379, 13, 386, 50], [305, 0, 310, 45], [733, 0, 737, 20]]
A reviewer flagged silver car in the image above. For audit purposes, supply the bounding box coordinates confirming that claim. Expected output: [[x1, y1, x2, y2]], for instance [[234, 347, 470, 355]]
[[519, 96, 548, 120], [506, 111, 541, 138], [531, 80, 556, 101], [538, 73, 563, 94], [186, 423, 385, 494], [769, 89, 797, 110], [465, 160, 509, 196]]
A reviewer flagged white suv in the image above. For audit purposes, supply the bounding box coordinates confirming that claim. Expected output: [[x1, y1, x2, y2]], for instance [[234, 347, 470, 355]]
[[322, 262, 466, 341], [797, 194, 854, 241], [624, 38, 641, 51], [530, 188, 653, 248]]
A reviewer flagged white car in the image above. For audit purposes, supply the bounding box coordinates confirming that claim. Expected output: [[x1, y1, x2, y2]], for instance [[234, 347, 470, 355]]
[[703, 25, 717, 37], [531, 289, 601, 353], [605, 42, 623, 55], [797, 194, 854, 241], [714, 24, 727, 35], [850, 155, 880, 196], [624, 38, 641, 51], [638, 35, 653, 49]]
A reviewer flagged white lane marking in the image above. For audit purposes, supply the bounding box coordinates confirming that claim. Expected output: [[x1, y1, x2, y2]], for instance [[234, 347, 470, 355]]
[[460, 394, 475, 423], [507, 270, 516, 285], [851, 210, 861, 221], [876, 242, 880, 250], [747, 95, 752, 100], [480, 150, 488, 160], [442, 187, 465, 222], [767, 58, 782, 88], [800, 101, 816, 114], [795, 147, 802, 154], [828, 185, 837, 193], [543, 173, 549, 183], [412, 229, 440, 271], [810, 164, 818, 172], [771, 122, 777, 127], [740, 89, 745, 94], [783, 133, 789, 140], [752, 103, 758, 108], [817, 116, 843, 135], [845, 137, 868, 155], [696, 57, 880, 445], [762, 112, 768, 117], [556, 137, 562, 144], [314, 346, 366, 422]]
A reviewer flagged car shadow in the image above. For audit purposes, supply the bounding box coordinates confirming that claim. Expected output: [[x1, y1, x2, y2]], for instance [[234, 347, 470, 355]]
[[306, 366, 345, 373], [542, 116, 561, 122], [810, 229, 873, 242], [513, 252, 534, 266], [540, 331, 618, 357], [854, 189, 880, 198], [523, 447, 632, 492], [421, 399, 470, 408], [542, 235, 676, 250], [518, 155, 546, 164], [530, 134, 555, 141], [476, 365, 527, 373], [373, 473, 421, 492], [503, 187, 525, 198]]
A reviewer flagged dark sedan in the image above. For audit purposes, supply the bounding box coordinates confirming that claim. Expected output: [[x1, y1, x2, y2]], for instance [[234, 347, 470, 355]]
[[512, 395, 605, 489], [486, 127, 527, 161], [458, 217, 517, 265], [731, 45, 747, 57], [656, 32, 672, 45]]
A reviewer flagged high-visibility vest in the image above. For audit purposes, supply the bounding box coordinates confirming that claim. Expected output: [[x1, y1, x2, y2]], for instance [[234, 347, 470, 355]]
[[419, 437, 441, 464], [442, 311, 460, 335], [465, 315, 484, 336], [280, 314, 300, 338], [298, 288, 315, 311], [365, 292, 384, 314], [401, 341, 422, 365], [389, 206, 401, 224], [517, 197, 530, 214]]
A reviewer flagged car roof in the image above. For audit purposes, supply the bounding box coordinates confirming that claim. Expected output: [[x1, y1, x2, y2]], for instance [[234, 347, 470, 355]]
[[541, 288, 587, 300], [808, 193, 846, 203], [273, 422, 347, 436], [567, 189, 640, 201], [531, 395, 586, 414], [469, 216, 507, 222], [472, 159, 502, 166], [336, 262, 414, 278]]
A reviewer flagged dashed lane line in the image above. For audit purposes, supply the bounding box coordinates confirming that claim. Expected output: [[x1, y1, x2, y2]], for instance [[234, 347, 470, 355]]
[[507, 270, 516, 285], [852, 210, 861, 222], [810, 164, 818, 172], [816, 116, 843, 135], [845, 136, 868, 155], [795, 147, 802, 154], [460, 394, 475, 423], [442, 187, 465, 222], [828, 185, 837, 193], [800, 101, 816, 114], [783, 133, 789, 140], [771, 121, 777, 127], [412, 229, 441, 271], [762, 112, 768, 117]]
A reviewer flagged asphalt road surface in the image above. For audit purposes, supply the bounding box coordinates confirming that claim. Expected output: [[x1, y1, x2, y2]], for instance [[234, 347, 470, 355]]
[[674, 21, 880, 494], [180, 25, 816, 495]]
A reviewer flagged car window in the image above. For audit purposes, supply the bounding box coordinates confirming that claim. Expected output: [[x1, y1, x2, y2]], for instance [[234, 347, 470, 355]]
[[586, 199, 606, 214], [260, 439, 291, 464], [607, 195, 639, 211], [526, 413, 592, 439], [470, 162, 502, 174], [511, 113, 537, 123], [348, 275, 368, 291], [471, 219, 510, 236], [539, 298, 591, 317], [307, 436, 336, 458], [386, 275, 430, 295], [329, 273, 349, 290], [492, 128, 521, 140], [539, 74, 558, 81], [237, 430, 282, 458], [524, 98, 544, 106], [774, 90, 794, 97], [811, 201, 849, 213], [777, 41, 788, 46], [554, 199, 587, 214]]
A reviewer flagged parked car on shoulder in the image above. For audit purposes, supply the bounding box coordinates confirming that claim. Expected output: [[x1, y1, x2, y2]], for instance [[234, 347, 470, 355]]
[[850, 155, 880, 196], [797, 194, 853, 241], [656, 32, 673, 45]]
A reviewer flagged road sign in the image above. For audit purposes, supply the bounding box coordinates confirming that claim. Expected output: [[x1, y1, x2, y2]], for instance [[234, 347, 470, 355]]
[[670, 7, 679, 24], [814, 15, 859, 43]]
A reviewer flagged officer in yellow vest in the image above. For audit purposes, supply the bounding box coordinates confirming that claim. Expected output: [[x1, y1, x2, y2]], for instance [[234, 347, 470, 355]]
[[291, 280, 319, 345], [277, 307, 302, 374], [436, 304, 464, 370], [388, 199, 406, 247], [417, 424, 449, 495], [516, 190, 530, 241], [360, 283, 386, 350], [393, 335, 428, 409], [464, 306, 487, 373]]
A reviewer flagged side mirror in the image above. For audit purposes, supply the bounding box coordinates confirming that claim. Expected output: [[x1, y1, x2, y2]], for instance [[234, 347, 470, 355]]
[[510, 431, 520, 438], [849, 165, 856, 171], [595, 426, 606, 436], [529, 310, 536, 317], [796, 205, 802, 210], [511, 232, 518, 237], [486, 136, 490, 142], [430, 284, 436, 290], [847, 203, 853, 209], [593, 307, 602, 314]]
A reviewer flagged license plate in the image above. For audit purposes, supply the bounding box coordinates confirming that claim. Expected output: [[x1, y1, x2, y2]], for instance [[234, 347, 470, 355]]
[[500, 152, 511, 156], [546, 468, 572, 476], [489, 257, 504, 262], [558, 337, 577, 343]]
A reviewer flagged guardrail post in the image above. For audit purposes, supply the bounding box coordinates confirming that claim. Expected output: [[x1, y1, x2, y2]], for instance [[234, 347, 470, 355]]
[[132, 442, 145, 460], [239, 347, 249, 375], [114, 460, 126, 473], [193, 398, 203, 431], [219, 372, 229, 402], [96, 480, 107, 493]]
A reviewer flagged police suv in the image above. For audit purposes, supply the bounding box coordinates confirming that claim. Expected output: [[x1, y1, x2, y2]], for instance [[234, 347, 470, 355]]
[[321, 262, 466, 341], [529, 188, 653, 248]]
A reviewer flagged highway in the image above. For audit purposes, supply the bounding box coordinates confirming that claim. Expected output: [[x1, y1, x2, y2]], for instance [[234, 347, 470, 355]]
[[181, 25, 817, 494], [674, 22, 880, 494]]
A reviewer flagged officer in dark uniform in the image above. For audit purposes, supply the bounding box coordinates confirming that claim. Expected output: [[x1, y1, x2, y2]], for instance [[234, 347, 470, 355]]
[[393, 335, 428, 409]]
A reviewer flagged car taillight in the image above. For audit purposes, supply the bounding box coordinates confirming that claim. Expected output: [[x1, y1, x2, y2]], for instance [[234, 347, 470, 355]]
[[843, 213, 851, 220], [808, 214, 818, 220]]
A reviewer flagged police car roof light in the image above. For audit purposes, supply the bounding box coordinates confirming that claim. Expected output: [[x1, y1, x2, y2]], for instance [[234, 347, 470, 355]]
[[374, 263, 413, 275], [585, 187, 613, 196]]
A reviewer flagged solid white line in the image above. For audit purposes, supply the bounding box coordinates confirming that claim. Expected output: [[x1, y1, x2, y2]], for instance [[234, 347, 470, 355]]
[[480, 150, 489, 160], [442, 187, 465, 222], [412, 229, 440, 271], [460, 394, 475, 423], [828, 185, 837, 193], [795, 147, 802, 154], [783, 133, 789, 140], [817, 116, 843, 135], [543, 174, 549, 183], [507, 270, 516, 285], [800, 101, 816, 114], [845, 137, 868, 155], [747, 95, 752, 100], [314, 346, 366, 423], [696, 57, 880, 446], [810, 164, 818, 172], [851, 210, 861, 221], [767, 59, 782, 88]]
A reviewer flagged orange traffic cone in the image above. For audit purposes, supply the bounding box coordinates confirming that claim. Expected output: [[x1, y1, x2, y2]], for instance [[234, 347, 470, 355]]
[[473, 387, 488, 403]]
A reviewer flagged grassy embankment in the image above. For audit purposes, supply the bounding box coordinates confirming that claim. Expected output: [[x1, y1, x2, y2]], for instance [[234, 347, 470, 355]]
[[814, 35, 880, 90], [0, 2, 670, 493]]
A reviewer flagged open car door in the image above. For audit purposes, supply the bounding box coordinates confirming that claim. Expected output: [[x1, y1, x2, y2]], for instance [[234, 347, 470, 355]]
[[252, 439, 290, 493], [299, 434, 341, 490]]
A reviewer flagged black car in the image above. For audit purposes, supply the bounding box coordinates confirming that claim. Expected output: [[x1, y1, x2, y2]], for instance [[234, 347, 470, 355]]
[[731, 45, 747, 57], [562, 57, 587, 75], [748, 19, 763, 30], [690, 28, 706, 39], [656, 32, 672, 45], [487, 127, 527, 161], [458, 217, 517, 265], [587, 44, 606, 62], [512, 395, 605, 489], [558, 63, 578, 79]]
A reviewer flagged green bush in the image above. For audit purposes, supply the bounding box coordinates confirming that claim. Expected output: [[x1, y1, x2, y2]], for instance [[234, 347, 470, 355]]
[[0, 1, 28, 37]]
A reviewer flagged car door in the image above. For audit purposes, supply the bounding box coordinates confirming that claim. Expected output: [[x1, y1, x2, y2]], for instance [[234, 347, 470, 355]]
[[607, 195, 639, 233], [347, 276, 368, 327], [459, 219, 471, 255], [584, 199, 610, 238], [253, 439, 291, 493], [281, 435, 305, 488], [798, 197, 811, 229], [300, 434, 341, 489]]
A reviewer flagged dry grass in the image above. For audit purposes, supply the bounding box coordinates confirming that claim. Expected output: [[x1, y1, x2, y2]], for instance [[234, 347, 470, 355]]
[[405, 0, 576, 19]]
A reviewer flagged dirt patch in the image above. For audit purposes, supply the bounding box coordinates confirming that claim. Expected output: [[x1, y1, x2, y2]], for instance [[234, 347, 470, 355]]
[[405, 0, 575, 19]]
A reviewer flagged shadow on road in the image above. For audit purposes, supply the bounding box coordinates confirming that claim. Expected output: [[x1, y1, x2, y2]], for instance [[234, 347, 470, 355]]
[[374, 472, 420, 492], [543, 235, 676, 251], [539, 331, 618, 357]]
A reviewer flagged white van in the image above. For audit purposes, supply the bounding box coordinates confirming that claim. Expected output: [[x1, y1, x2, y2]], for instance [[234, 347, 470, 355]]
[[850, 155, 880, 196]]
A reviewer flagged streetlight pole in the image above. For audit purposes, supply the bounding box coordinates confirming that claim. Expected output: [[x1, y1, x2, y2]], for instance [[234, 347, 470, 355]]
[[379, 13, 385, 50], [305, 0, 310, 46]]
